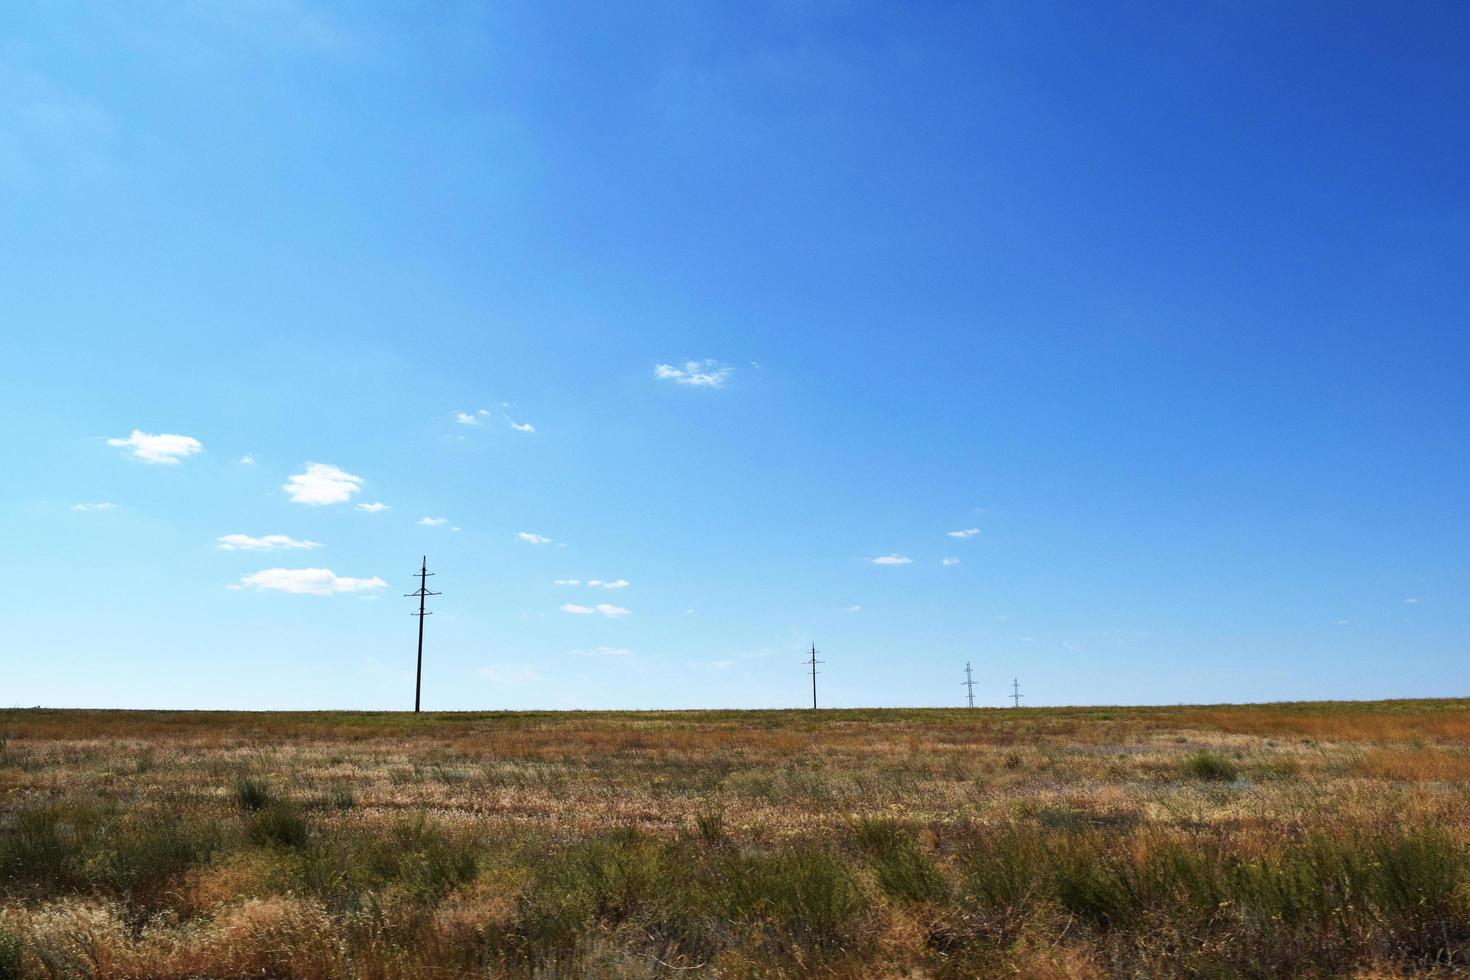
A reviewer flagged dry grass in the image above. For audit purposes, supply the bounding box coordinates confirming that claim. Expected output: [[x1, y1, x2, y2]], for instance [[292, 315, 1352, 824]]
[[1, 700, 1469, 977]]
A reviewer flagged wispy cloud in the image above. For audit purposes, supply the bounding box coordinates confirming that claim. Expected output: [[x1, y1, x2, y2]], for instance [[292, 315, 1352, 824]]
[[239, 454, 256, 465], [869, 554, 913, 566], [847, 604, 862, 612], [554, 578, 579, 586], [452, 411, 481, 426], [654, 359, 734, 388], [217, 534, 321, 551], [283, 463, 362, 505], [942, 557, 960, 566], [517, 532, 552, 544], [509, 420, 535, 433], [71, 502, 118, 512], [1404, 597, 1420, 604], [237, 568, 385, 595], [107, 430, 202, 464], [0, 64, 116, 185], [355, 501, 389, 513], [568, 646, 632, 657], [561, 603, 630, 618], [947, 528, 980, 539], [418, 517, 448, 527], [587, 579, 630, 590]]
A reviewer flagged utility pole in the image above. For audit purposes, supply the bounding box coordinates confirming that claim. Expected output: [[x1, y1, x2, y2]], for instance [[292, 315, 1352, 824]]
[[1010, 677, 1022, 708], [963, 661, 976, 708], [806, 643, 823, 710], [405, 556, 440, 713]]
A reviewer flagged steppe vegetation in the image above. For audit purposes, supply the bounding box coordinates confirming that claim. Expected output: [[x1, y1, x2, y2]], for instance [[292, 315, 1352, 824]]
[[2, 701, 1470, 977]]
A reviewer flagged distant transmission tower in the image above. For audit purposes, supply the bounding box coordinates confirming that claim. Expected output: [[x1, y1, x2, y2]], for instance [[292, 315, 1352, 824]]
[[806, 643, 824, 710], [1010, 677, 1022, 708], [963, 661, 977, 708], [405, 556, 440, 713]]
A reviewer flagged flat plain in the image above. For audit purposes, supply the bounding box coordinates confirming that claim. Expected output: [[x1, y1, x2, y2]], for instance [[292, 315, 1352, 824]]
[[2, 701, 1469, 978]]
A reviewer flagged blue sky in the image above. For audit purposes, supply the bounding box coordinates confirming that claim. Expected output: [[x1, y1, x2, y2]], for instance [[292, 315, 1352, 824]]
[[2, 2, 1467, 710]]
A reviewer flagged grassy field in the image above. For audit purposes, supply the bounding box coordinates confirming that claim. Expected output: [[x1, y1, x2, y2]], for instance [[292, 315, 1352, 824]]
[[2, 701, 1470, 977]]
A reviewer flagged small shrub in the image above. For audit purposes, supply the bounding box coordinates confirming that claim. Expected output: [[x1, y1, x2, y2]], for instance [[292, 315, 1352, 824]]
[[1181, 750, 1238, 782]]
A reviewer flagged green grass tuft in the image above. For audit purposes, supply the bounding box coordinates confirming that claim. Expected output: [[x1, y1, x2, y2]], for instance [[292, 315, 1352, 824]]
[[1180, 750, 1239, 782], [0, 929, 22, 980], [233, 776, 275, 811], [247, 804, 309, 849]]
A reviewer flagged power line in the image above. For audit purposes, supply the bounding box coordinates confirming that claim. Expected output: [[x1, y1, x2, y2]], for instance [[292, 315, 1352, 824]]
[[806, 643, 824, 710], [1010, 677, 1022, 708], [404, 555, 440, 713], [963, 661, 976, 708]]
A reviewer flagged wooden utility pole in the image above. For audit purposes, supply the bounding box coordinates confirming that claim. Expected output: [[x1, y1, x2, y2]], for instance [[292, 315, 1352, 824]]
[[405, 556, 440, 712]]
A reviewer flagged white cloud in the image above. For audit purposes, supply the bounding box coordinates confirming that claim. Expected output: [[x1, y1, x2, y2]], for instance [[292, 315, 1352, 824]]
[[453, 411, 481, 426], [553, 579, 580, 586], [355, 501, 389, 513], [568, 646, 632, 658], [1404, 597, 1420, 604], [847, 604, 862, 613], [587, 579, 630, 589], [71, 502, 117, 512], [509, 420, 535, 433], [478, 664, 541, 685], [869, 554, 913, 565], [283, 463, 362, 505], [942, 557, 960, 566], [653, 359, 734, 388], [217, 534, 321, 552], [419, 517, 448, 527], [560, 602, 629, 618], [239, 455, 256, 465], [477, 408, 492, 417], [517, 532, 552, 544], [947, 528, 980, 539], [238, 568, 386, 595], [107, 430, 202, 465]]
